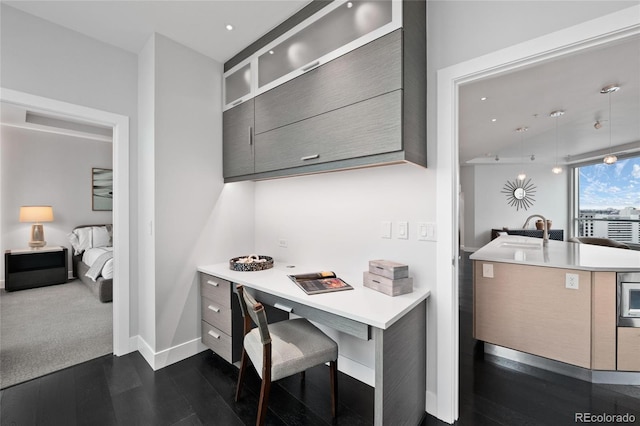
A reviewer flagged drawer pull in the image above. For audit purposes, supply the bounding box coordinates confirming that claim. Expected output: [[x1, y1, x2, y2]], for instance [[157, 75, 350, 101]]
[[232, 99, 243, 106], [274, 302, 293, 313], [207, 305, 220, 313], [301, 154, 320, 161], [207, 280, 219, 287], [300, 60, 320, 72], [208, 330, 221, 339], [373, 280, 381, 284]]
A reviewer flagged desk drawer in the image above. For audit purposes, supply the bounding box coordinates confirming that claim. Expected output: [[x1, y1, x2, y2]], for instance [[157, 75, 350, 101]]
[[200, 273, 231, 308], [201, 321, 232, 363], [202, 296, 232, 335], [252, 289, 370, 340]]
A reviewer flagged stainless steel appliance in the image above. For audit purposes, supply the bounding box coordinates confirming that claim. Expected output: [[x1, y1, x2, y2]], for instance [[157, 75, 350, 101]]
[[618, 272, 640, 327]]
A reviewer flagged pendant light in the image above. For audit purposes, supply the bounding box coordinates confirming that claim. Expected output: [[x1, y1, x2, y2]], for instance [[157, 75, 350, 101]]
[[550, 110, 564, 174], [601, 84, 619, 165], [516, 127, 528, 180]]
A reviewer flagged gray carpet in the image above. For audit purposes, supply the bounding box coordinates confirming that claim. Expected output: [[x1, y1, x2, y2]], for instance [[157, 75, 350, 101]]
[[0, 280, 112, 389]]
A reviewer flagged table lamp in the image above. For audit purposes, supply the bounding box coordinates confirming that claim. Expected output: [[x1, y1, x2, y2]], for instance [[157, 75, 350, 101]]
[[19, 205, 54, 248]]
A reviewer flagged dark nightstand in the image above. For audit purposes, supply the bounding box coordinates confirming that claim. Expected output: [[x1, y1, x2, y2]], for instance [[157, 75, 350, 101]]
[[4, 247, 68, 291]]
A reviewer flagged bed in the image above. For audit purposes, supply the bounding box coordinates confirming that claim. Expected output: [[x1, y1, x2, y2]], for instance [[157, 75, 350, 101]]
[[68, 224, 113, 303]]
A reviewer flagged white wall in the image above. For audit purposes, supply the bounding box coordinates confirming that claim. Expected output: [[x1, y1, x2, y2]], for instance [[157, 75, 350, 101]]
[[137, 33, 255, 366], [0, 4, 139, 333], [254, 163, 438, 386], [460, 164, 569, 250], [0, 126, 112, 279]]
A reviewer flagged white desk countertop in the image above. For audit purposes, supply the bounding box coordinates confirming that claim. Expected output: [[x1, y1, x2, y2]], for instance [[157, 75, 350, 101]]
[[470, 235, 640, 271], [198, 262, 430, 330]]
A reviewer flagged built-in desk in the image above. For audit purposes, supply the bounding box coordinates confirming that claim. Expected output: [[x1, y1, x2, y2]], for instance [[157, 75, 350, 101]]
[[197, 262, 430, 426]]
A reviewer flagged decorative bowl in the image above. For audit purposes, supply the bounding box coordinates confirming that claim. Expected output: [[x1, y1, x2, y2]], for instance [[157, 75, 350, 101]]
[[229, 255, 274, 272]]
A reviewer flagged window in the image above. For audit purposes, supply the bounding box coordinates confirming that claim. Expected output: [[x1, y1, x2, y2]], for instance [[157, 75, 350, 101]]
[[574, 155, 640, 245]]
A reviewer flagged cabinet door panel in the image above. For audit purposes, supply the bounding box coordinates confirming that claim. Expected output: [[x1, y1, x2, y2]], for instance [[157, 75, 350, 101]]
[[223, 100, 254, 178], [254, 90, 401, 173], [255, 30, 401, 135]]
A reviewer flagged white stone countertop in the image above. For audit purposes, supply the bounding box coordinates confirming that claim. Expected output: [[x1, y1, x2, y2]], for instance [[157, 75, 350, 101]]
[[470, 235, 640, 271], [198, 262, 430, 330]]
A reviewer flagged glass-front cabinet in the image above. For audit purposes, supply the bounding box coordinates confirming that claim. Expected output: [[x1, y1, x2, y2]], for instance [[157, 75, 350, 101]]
[[223, 63, 251, 107], [222, 0, 400, 111]]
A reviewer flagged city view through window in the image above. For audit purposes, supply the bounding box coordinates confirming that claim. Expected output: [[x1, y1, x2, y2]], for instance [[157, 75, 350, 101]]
[[577, 155, 640, 245]]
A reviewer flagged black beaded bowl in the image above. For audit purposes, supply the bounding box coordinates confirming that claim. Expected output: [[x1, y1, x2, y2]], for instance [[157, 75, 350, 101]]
[[229, 255, 274, 272]]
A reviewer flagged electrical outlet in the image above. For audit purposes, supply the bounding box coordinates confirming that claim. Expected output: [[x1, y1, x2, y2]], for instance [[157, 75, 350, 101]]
[[482, 263, 494, 278], [278, 239, 288, 248], [566, 273, 579, 289]]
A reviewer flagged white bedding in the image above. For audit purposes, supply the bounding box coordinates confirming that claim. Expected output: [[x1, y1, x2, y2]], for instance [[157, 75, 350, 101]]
[[82, 246, 114, 279]]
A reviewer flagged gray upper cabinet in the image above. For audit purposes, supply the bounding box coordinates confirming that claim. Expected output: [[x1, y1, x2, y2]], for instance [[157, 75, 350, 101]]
[[222, 0, 426, 182], [255, 29, 402, 135], [222, 99, 254, 179], [255, 91, 402, 173]]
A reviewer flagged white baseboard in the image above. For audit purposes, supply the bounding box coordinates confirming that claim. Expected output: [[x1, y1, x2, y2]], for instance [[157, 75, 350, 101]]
[[426, 390, 439, 420], [135, 335, 208, 371], [337, 355, 374, 387]]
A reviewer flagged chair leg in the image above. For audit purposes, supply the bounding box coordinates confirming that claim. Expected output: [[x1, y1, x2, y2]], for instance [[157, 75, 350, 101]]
[[235, 349, 249, 401], [256, 369, 271, 426], [329, 360, 338, 418]]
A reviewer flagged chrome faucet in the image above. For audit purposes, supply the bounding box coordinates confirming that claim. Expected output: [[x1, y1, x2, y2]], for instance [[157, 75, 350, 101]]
[[522, 214, 549, 244]]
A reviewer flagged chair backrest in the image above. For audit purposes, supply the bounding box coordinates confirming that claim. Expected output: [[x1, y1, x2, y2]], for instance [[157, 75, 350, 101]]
[[569, 237, 630, 249], [236, 285, 271, 345]]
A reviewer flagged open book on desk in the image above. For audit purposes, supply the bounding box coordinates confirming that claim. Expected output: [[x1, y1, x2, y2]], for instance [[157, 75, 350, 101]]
[[287, 271, 354, 295]]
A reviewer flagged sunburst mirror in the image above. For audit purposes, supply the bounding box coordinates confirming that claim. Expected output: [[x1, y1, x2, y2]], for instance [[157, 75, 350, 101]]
[[502, 178, 536, 211]]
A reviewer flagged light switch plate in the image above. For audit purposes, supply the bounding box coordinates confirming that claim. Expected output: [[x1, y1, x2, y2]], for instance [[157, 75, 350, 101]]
[[380, 221, 392, 239], [418, 222, 436, 241], [398, 221, 408, 239]]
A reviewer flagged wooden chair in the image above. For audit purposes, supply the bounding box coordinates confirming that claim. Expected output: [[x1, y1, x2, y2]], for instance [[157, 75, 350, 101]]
[[235, 285, 338, 426]]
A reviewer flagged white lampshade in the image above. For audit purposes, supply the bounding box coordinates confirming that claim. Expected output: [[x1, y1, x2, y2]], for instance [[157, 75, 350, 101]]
[[19, 205, 54, 223]]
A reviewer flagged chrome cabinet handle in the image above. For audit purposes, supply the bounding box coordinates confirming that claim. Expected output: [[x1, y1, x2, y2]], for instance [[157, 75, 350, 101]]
[[274, 302, 293, 313], [207, 305, 220, 313], [208, 330, 220, 339], [249, 126, 253, 146], [232, 99, 242, 106], [207, 280, 219, 287], [300, 61, 320, 72], [301, 154, 319, 161]]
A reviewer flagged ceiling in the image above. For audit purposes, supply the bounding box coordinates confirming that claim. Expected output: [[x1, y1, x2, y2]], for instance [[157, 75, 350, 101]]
[[2, 1, 639, 165], [3, 0, 311, 63], [460, 34, 640, 166]]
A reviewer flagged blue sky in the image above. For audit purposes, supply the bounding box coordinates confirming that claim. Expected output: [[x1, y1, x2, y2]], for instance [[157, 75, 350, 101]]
[[579, 156, 640, 210]]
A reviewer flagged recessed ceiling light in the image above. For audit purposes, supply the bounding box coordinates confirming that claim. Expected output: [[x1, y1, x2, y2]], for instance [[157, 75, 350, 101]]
[[480, 97, 487, 101], [226, 24, 234, 31], [347, 2, 353, 8], [491, 118, 497, 122], [269, 50, 274, 55]]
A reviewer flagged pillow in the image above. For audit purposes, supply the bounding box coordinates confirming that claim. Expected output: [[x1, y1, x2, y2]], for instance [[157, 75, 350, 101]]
[[68, 227, 92, 255], [92, 226, 111, 248]]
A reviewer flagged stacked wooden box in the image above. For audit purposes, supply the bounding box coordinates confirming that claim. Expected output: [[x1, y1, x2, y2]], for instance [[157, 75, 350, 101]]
[[363, 259, 413, 296]]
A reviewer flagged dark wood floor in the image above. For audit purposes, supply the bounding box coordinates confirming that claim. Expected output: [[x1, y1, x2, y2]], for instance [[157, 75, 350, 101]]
[[2, 253, 639, 425]]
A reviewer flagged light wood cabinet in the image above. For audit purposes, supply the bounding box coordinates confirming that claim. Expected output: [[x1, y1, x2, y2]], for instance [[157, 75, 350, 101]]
[[591, 272, 617, 370], [474, 262, 592, 368], [617, 327, 640, 371]]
